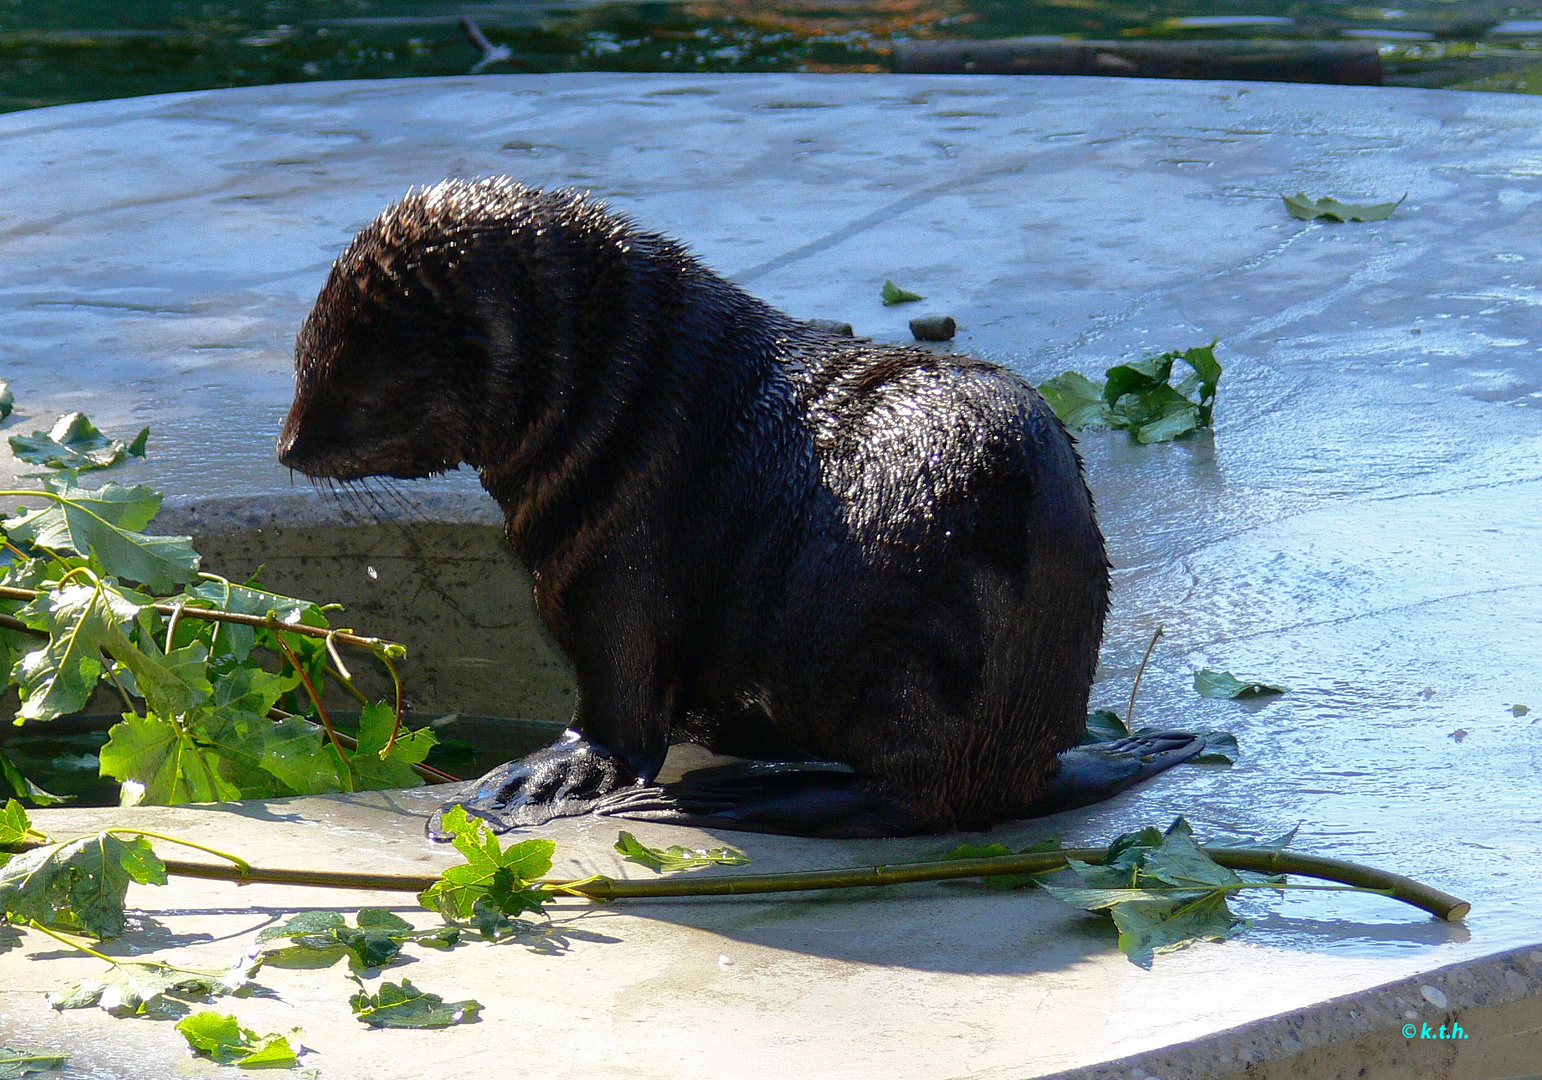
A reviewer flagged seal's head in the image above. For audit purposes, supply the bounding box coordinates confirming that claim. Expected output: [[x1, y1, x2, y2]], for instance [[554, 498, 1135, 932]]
[[278, 178, 618, 482]]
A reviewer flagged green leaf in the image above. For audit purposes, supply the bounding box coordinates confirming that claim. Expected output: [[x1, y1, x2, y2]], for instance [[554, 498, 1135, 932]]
[[1103, 353, 1176, 406], [114, 640, 213, 720], [941, 837, 1061, 890], [11, 579, 145, 723], [614, 830, 749, 873], [259, 908, 457, 969], [99, 713, 243, 807], [1193, 669, 1288, 699], [1133, 403, 1201, 444], [175, 1012, 298, 1068], [8, 413, 149, 472], [1082, 708, 1129, 744], [418, 805, 553, 921], [0, 1046, 67, 1078], [1283, 192, 1404, 222], [348, 702, 433, 791], [1042, 818, 1246, 965], [50, 954, 255, 1017], [0, 751, 70, 808], [1038, 344, 1222, 444], [880, 280, 924, 305], [349, 977, 481, 1029], [4, 478, 197, 592], [0, 799, 40, 846], [1037, 371, 1113, 430], [0, 382, 13, 422], [0, 832, 165, 939], [1189, 731, 1240, 766], [184, 579, 324, 662], [1112, 890, 1240, 966]]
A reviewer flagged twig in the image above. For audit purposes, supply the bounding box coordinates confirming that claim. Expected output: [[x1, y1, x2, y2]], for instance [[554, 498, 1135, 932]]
[[0, 841, 1470, 922], [0, 584, 404, 655], [273, 635, 350, 766], [1125, 624, 1164, 728]]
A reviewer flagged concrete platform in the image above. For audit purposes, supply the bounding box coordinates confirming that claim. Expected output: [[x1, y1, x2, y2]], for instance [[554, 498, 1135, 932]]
[[0, 73, 1539, 1079]]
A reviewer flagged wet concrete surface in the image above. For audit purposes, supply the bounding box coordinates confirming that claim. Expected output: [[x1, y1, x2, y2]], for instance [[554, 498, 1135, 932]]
[[0, 74, 1538, 1077]]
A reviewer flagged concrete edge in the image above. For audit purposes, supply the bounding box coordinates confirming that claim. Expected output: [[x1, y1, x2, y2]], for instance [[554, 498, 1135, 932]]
[[154, 490, 504, 535], [1042, 942, 1542, 1080]]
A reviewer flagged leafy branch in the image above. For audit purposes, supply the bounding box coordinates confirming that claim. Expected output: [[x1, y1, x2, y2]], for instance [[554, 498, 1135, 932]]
[[0, 475, 456, 806]]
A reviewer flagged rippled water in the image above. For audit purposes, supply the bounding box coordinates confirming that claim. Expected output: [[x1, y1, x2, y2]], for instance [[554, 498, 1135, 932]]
[[5, 0, 1542, 114]]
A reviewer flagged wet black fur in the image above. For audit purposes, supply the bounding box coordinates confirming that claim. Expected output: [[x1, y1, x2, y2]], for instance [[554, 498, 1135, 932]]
[[279, 178, 1111, 834]]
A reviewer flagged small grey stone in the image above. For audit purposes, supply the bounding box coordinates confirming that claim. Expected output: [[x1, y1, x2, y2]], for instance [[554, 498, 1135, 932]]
[[910, 315, 957, 341]]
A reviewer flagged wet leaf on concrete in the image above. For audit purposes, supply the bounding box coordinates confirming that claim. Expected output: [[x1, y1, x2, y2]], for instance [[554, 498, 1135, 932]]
[[417, 806, 553, 921], [0, 830, 165, 940], [1194, 669, 1288, 699], [175, 1011, 299, 1067], [880, 279, 924, 305], [51, 953, 257, 1017], [9, 412, 148, 472], [0, 1045, 67, 1078], [1040, 343, 1221, 443], [614, 830, 749, 873], [348, 977, 481, 1028], [258, 908, 459, 969], [1042, 817, 1248, 966], [1283, 192, 1404, 222]]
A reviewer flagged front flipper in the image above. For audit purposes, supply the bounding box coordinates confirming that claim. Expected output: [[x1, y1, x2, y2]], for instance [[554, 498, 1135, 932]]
[[426, 731, 632, 839], [588, 762, 937, 839], [1024, 730, 1205, 818]]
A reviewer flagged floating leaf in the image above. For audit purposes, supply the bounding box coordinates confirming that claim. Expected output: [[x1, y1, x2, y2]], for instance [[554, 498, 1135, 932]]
[[0, 831, 165, 939], [614, 830, 749, 873], [175, 1012, 298, 1068], [0, 1046, 67, 1078], [1194, 669, 1288, 699], [1190, 731, 1240, 766], [0, 752, 69, 808], [349, 977, 481, 1029], [1283, 192, 1404, 222], [8, 413, 149, 472], [418, 805, 553, 921], [880, 280, 924, 306], [3, 478, 197, 592]]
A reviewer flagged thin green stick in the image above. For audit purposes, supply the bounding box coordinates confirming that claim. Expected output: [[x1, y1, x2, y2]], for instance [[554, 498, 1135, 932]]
[[0, 841, 1469, 922]]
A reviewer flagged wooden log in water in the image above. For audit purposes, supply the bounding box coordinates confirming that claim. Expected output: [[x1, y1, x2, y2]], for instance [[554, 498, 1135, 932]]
[[893, 38, 1382, 86]]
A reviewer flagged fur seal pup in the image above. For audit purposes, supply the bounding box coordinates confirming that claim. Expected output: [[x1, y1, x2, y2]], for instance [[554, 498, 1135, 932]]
[[277, 178, 1201, 838]]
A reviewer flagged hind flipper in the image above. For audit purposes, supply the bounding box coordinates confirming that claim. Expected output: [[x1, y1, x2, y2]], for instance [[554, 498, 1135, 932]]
[[426, 731, 631, 839], [591, 763, 936, 838], [1023, 731, 1204, 817]]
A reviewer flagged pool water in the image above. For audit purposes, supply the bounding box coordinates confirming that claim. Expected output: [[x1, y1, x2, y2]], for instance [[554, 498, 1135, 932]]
[[4, 0, 1542, 114]]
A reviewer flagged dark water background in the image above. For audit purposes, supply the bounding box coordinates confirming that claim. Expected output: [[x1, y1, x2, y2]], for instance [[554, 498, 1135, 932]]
[[5, 0, 1542, 114]]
